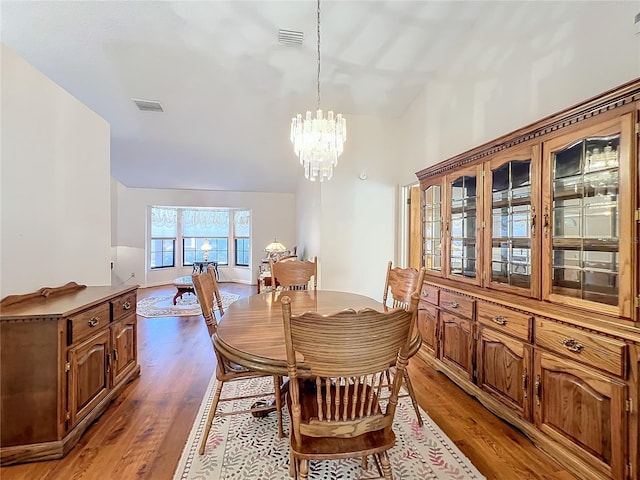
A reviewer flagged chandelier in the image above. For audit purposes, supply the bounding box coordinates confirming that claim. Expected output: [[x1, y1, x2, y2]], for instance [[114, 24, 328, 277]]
[[290, 0, 346, 182]]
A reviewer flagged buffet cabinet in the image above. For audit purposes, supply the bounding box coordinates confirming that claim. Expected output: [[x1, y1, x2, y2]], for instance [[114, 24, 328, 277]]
[[415, 78, 640, 480], [0, 282, 140, 465]]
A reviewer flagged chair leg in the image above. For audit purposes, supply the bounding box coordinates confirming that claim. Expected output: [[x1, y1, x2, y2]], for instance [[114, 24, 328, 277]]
[[299, 459, 309, 480], [403, 370, 423, 427], [199, 379, 224, 455], [378, 451, 393, 479], [274, 375, 284, 438], [361, 456, 368, 470], [289, 450, 296, 478]]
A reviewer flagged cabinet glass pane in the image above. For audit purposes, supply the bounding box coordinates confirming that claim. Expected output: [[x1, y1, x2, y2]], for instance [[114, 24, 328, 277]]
[[490, 160, 532, 288], [423, 185, 442, 272], [551, 134, 620, 306], [449, 175, 477, 278]]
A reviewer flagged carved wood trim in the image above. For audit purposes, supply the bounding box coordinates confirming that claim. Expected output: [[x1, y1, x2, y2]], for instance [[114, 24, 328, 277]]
[[416, 77, 640, 181], [0, 282, 87, 308]]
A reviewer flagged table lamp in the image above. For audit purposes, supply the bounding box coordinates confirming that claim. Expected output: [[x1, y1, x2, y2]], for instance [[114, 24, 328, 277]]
[[264, 239, 287, 261], [201, 239, 212, 262]]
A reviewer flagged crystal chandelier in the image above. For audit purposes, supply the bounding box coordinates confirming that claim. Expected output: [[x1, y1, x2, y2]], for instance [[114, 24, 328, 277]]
[[290, 0, 346, 182]]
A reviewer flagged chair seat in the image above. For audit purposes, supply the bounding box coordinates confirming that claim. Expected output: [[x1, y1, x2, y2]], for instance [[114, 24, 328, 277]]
[[293, 427, 395, 459], [408, 332, 422, 358]]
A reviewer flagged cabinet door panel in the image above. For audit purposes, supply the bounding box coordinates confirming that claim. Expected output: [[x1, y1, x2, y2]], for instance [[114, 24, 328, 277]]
[[68, 330, 110, 426], [111, 315, 137, 386], [417, 304, 439, 357], [444, 164, 483, 286], [422, 179, 445, 278], [534, 351, 627, 479], [483, 145, 541, 298], [477, 327, 531, 420], [440, 312, 474, 380], [542, 113, 635, 319]]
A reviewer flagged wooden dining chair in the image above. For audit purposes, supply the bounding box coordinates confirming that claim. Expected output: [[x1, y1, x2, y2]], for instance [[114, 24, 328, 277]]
[[281, 293, 419, 480], [270, 256, 317, 291], [382, 261, 426, 426], [192, 269, 284, 455]]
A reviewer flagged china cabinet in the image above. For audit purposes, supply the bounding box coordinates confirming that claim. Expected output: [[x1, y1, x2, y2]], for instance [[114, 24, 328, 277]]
[[416, 78, 640, 480], [0, 283, 139, 465]]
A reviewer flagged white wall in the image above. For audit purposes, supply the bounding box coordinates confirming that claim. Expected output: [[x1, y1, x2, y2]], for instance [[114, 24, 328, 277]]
[[111, 180, 296, 287], [314, 114, 401, 300], [0, 44, 111, 297], [399, 1, 640, 184]]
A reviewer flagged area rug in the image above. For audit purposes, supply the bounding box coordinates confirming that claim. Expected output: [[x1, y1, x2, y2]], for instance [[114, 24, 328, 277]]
[[137, 293, 240, 318], [173, 375, 485, 480]]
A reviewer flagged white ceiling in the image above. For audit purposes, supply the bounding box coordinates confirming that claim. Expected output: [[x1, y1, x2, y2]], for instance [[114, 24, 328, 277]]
[[1, 1, 629, 193]]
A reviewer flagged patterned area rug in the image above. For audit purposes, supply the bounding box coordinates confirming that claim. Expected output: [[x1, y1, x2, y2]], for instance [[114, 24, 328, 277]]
[[137, 293, 239, 318], [173, 375, 485, 480]]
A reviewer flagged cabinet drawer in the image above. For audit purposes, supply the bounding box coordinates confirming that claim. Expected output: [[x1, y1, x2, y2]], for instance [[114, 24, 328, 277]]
[[439, 291, 474, 319], [477, 302, 532, 342], [111, 292, 136, 322], [67, 303, 110, 345], [419, 284, 439, 306], [534, 318, 627, 377]]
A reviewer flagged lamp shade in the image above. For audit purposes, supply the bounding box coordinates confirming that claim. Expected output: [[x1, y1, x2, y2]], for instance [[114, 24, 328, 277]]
[[265, 240, 287, 253]]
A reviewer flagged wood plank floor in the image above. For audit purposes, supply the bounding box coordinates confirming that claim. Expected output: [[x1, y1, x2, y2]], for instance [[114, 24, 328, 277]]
[[0, 283, 576, 480]]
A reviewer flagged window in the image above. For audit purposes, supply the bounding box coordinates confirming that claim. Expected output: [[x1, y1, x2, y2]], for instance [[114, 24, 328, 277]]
[[150, 207, 177, 268], [235, 238, 250, 266], [234, 210, 250, 266], [148, 206, 250, 270], [182, 209, 230, 266]]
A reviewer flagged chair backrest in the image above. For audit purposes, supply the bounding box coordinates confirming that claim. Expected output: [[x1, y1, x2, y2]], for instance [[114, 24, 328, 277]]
[[281, 293, 419, 442], [192, 268, 224, 338], [270, 256, 317, 291], [382, 261, 426, 310]]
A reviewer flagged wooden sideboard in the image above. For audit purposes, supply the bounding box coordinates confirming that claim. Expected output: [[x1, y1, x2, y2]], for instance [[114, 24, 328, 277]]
[[415, 78, 640, 480], [0, 282, 140, 465]]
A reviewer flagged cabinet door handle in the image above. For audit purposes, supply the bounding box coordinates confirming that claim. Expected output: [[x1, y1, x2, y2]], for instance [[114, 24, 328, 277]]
[[534, 375, 541, 406], [88, 317, 100, 327], [492, 315, 507, 326], [122, 301, 131, 310], [543, 206, 550, 238], [531, 213, 537, 238], [561, 338, 584, 352], [522, 370, 528, 398], [113, 348, 119, 362], [421, 290, 429, 297], [106, 353, 111, 373], [448, 301, 459, 308]]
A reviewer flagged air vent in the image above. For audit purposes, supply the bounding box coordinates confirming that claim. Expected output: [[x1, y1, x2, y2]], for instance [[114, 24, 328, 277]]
[[278, 29, 304, 46], [132, 98, 164, 112]]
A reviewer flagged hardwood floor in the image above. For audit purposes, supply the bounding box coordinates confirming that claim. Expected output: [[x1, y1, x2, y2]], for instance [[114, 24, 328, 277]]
[[1, 283, 575, 480]]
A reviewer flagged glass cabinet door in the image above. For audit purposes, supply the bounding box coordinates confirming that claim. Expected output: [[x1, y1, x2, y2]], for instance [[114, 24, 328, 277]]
[[542, 113, 634, 318], [445, 165, 483, 285], [422, 181, 443, 276], [483, 146, 540, 297]]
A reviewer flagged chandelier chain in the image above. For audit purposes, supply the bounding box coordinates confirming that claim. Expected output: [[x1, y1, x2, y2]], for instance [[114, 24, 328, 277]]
[[317, 0, 321, 110]]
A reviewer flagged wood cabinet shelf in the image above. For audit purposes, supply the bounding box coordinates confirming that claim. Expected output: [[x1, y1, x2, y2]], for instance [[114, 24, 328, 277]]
[[414, 78, 640, 480]]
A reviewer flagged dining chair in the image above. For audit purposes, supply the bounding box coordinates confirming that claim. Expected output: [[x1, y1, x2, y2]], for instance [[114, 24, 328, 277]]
[[281, 293, 419, 480], [270, 256, 317, 291], [382, 261, 426, 426], [192, 269, 284, 455]]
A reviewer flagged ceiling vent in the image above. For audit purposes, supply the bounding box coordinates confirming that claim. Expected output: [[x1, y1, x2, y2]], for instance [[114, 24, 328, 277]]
[[278, 29, 304, 47], [132, 98, 164, 112]]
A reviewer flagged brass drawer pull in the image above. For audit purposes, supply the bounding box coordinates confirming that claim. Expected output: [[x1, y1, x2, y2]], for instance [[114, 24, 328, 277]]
[[122, 301, 132, 310], [522, 370, 528, 398], [88, 317, 100, 327], [492, 315, 507, 326], [534, 375, 541, 406], [421, 291, 429, 297], [448, 301, 459, 308], [562, 338, 583, 352]]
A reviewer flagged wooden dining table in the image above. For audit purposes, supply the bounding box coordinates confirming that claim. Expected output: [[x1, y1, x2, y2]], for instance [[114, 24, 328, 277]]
[[214, 289, 384, 376]]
